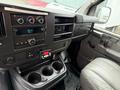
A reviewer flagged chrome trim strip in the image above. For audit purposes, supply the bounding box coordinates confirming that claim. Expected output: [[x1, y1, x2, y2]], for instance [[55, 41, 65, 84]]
[[4, 7, 48, 15]]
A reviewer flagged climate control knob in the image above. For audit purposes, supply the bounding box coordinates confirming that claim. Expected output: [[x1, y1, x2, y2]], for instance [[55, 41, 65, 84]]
[[27, 38, 36, 46], [17, 17, 24, 24], [27, 16, 35, 24], [36, 16, 44, 24]]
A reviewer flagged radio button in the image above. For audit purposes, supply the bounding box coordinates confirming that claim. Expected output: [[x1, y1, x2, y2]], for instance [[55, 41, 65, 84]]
[[16, 43, 20, 46], [27, 38, 36, 46], [24, 41, 28, 44], [20, 42, 24, 45], [41, 27, 46, 32]]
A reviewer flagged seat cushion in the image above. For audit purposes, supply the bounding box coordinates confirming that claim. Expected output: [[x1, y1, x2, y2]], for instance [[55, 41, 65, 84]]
[[80, 58, 120, 90]]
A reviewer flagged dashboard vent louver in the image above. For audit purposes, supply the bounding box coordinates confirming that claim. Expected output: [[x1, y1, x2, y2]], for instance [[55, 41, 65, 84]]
[[55, 17, 74, 24], [54, 17, 74, 41], [0, 13, 6, 37]]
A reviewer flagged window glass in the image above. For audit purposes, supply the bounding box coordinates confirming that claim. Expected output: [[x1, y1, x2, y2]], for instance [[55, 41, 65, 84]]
[[95, 0, 120, 35]]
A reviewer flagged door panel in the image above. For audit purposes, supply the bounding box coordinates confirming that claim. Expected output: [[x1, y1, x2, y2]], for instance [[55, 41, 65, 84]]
[[77, 30, 120, 69]]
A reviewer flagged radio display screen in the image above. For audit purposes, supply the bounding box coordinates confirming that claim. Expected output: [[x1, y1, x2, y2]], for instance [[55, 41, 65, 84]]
[[14, 27, 45, 35]]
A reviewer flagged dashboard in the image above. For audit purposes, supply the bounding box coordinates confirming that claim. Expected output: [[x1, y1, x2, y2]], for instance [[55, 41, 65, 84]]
[[0, 5, 92, 68], [0, 6, 75, 68], [0, 4, 94, 90]]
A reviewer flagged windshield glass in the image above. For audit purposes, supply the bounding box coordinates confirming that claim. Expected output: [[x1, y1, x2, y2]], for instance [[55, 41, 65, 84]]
[[43, 0, 88, 9], [43, 0, 97, 12], [0, 0, 98, 13]]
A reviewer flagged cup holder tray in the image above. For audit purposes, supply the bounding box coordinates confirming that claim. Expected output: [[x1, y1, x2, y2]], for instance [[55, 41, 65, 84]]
[[23, 61, 65, 85]]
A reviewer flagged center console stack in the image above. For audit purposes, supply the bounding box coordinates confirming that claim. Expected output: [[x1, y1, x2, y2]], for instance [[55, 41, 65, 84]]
[[11, 13, 46, 49], [10, 53, 66, 90], [0, 6, 75, 90]]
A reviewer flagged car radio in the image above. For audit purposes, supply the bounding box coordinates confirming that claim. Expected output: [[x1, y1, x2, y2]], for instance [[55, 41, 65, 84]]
[[11, 14, 46, 49]]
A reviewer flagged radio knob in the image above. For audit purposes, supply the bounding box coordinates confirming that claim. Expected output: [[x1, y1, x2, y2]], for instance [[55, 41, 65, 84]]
[[17, 17, 24, 24], [27, 38, 36, 46]]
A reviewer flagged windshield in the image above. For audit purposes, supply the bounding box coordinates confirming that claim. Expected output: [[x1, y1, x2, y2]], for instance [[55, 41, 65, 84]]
[[43, 0, 87, 9], [0, 0, 98, 13], [0, 0, 99, 15], [43, 0, 97, 11]]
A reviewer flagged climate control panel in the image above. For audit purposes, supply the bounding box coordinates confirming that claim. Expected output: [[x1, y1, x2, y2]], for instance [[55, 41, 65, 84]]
[[10, 14, 46, 49], [11, 14, 45, 25]]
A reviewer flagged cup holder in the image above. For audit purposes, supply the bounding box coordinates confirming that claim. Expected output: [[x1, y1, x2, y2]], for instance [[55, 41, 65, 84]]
[[41, 66, 54, 76], [27, 72, 41, 84], [52, 61, 64, 71]]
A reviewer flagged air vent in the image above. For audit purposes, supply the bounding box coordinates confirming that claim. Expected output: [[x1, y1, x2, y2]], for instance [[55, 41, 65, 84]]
[[55, 17, 74, 24], [54, 16, 74, 41], [0, 13, 6, 37]]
